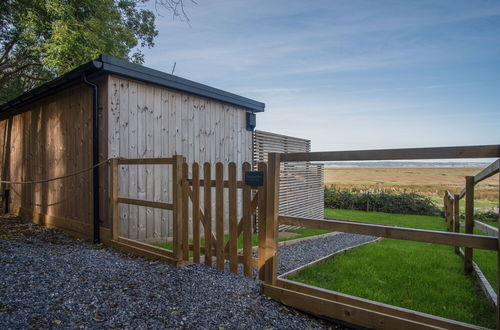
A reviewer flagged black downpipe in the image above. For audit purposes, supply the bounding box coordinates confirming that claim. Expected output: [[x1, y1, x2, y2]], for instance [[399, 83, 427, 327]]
[[83, 75, 100, 244]]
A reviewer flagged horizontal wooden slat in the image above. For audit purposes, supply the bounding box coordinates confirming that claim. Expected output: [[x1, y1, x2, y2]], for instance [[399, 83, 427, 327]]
[[445, 190, 454, 200], [111, 240, 178, 265], [274, 279, 484, 330], [187, 179, 245, 189], [116, 157, 175, 165], [474, 159, 500, 183], [280, 145, 500, 162], [279, 215, 498, 251], [458, 159, 499, 199], [117, 197, 173, 210], [117, 236, 175, 258], [263, 284, 451, 330]]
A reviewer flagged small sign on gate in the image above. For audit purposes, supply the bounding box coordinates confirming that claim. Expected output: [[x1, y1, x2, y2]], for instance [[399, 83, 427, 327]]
[[244, 171, 264, 187]]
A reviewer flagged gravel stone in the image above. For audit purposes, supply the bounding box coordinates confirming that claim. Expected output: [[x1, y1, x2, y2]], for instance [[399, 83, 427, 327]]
[[0, 217, 374, 329], [0, 216, 357, 329], [278, 233, 378, 275]]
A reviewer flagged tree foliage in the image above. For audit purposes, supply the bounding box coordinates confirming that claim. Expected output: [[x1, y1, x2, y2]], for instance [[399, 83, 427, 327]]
[[0, 0, 188, 103]]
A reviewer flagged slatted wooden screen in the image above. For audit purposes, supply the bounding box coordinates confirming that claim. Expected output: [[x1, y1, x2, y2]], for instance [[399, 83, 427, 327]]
[[253, 130, 324, 229], [181, 161, 267, 278]]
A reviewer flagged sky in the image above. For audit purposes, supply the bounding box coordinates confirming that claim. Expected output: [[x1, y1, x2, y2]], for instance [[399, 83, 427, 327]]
[[140, 0, 500, 152]]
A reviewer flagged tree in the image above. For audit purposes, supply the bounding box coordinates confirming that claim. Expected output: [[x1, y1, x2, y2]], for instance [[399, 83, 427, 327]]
[[0, 0, 190, 103]]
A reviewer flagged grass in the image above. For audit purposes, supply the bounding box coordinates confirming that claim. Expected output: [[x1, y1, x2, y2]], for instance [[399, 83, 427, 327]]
[[288, 208, 496, 328], [155, 227, 330, 252], [324, 208, 446, 230]]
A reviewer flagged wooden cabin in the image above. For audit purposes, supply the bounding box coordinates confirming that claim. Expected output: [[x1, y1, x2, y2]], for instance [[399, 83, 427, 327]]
[[0, 55, 264, 243]]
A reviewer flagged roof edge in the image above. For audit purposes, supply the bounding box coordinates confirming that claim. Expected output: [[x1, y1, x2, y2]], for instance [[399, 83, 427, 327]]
[[0, 55, 265, 115]]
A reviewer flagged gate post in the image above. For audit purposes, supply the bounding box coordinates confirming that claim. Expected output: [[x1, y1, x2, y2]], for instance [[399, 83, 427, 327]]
[[264, 152, 281, 285], [172, 155, 184, 260]]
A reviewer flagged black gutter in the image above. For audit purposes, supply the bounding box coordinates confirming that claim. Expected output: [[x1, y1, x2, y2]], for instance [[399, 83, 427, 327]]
[[82, 74, 101, 244]]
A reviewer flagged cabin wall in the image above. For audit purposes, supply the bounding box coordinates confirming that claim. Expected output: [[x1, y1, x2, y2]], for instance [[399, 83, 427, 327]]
[[107, 75, 253, 240], [0, 78, 110, 240]]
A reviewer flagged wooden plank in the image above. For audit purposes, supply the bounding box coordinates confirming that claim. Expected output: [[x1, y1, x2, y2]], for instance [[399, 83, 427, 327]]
[[128, 81, 138, 239], [215, 162, 224, 270], [281, 145, 500, 162], [187, 179, 245, 189], [117, 158, 175, 165], [204, 162, 212, 267], [153, 86, 162, 239], [112, 240, 178, 265], [192, 162, 201, 263], [456, 158, 498, 200], [475, 159, 499, 184], [464, 176, 474, 273], [280, 215, 498, 251], [172, 155, 183, 260], [454, 194, 460, 254], [258, 162, 267, 280], [222, 192, 259, 254], [242, 162, 252, 277], [110, 159, 119, 240], [263, 284, 448, 330], [228, 162, 238, 273], [117, 78, 129, 237], [117, 197, 173, 210], [264, 153, 280, 285], [117, 236, 175, 258], [182, 162, 189, 261], [275, 279, 484, 330]]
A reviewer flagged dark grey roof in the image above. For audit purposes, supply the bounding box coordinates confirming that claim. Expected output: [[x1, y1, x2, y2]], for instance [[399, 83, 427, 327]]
[[0, 54, 265, 115]]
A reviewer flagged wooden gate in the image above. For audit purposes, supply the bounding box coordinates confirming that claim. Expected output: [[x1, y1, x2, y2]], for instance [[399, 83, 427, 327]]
[[109, 156, 271, 278], [180, 161, 268, 278]]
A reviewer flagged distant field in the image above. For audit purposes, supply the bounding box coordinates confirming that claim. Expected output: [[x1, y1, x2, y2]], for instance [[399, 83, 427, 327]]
[[324, 167, 499, 207]]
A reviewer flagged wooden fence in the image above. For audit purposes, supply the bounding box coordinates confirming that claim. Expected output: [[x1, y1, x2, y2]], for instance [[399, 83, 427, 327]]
[[109, 156, 270, 278], [253, 130, 324, 228], [443, 159, 499, 305], [260, 145, 500, 330], [108, 145, 500, 329]]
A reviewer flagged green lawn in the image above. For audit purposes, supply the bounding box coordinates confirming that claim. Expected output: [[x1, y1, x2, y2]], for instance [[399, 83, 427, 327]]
[[156, 227, 330, 252], [288, 208, 496, 328]]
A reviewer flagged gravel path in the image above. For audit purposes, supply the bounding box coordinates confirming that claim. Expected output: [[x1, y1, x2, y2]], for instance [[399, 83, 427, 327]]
[[0, 216, 347, 329], [278, 233, 378, 275]]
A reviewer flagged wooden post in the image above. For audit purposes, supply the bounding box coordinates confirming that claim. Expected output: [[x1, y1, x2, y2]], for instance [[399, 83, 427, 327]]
[[242, 162, 252, 277], [464, 176, 474, 274], [228, 162, 238, 273], [443, 193, 447, 224], [453, 194, 460, 254], [215, 162, 224, 270], [264, 153, 281, 285], [172, 155, 184, 260], [497, 172, 500, 330], [192, 162, 200, 263], [110, 159, 119, 240], [181, 162, 189, 261], [0, 117, 12, 212], [203, 162, 212, 267], [257, 162, 267, 280]]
